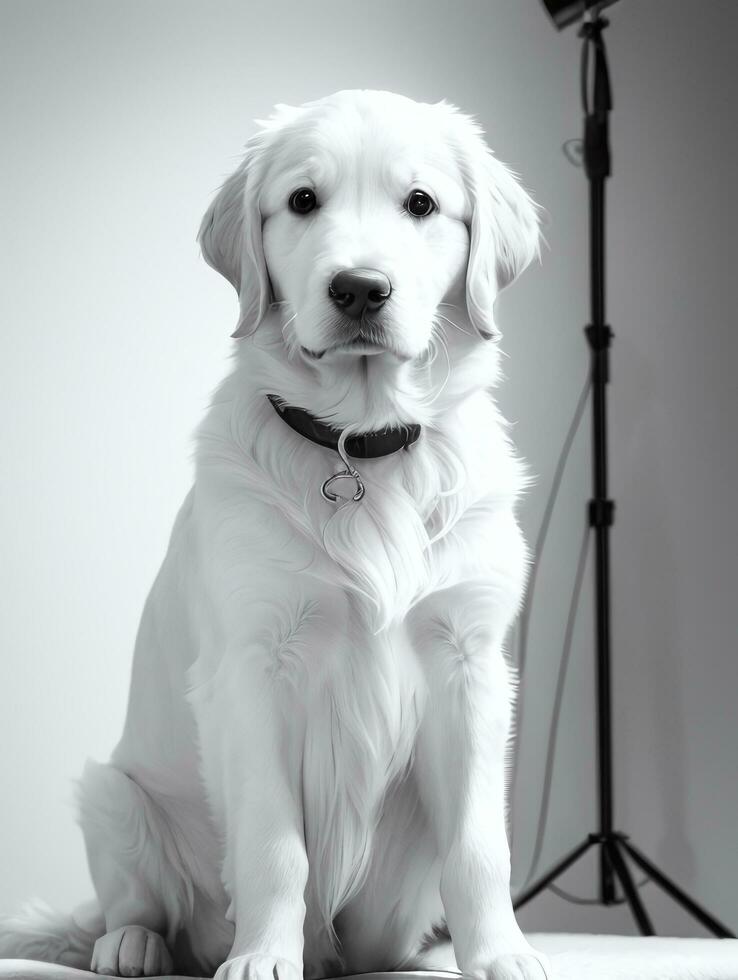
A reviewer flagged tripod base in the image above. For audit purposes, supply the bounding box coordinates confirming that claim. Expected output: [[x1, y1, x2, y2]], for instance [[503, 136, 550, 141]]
[[514, 832, 735, 938]]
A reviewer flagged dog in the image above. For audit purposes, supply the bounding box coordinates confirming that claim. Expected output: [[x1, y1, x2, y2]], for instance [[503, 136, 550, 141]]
[[0, 90, 548, 980]]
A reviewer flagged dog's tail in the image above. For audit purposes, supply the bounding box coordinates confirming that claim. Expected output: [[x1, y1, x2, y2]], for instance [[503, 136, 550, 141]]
[[0, 896, 103, 969]]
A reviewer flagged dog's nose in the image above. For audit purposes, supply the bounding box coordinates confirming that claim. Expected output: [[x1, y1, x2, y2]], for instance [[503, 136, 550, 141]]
[[328, 268, 392, 318]]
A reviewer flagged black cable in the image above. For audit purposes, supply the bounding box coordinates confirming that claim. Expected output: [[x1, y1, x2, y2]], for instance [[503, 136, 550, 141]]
[[548, 874, 651, 907], [514, 517, 592, 897], [562, 139, 584, 167], [548, 883, 601, 906], [516, 374, 592, 680], [509, 374, 592, 854]]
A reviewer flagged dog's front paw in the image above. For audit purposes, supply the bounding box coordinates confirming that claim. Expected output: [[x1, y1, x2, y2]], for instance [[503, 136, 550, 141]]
[[91, 925, 172, 977], [465, 949, 552, 980], [215, 953, 302, 980]]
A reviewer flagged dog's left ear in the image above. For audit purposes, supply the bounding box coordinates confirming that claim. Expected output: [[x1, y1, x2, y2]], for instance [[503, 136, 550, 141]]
[[198, 134, 272, 338], [463, 147, 542, 340]]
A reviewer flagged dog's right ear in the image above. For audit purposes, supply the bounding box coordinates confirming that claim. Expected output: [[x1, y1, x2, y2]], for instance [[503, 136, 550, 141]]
[[198, 136, 272, 338]]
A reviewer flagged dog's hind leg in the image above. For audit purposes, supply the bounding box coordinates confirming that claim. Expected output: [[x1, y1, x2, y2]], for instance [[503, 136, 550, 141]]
[[75, 759, 194, 976]]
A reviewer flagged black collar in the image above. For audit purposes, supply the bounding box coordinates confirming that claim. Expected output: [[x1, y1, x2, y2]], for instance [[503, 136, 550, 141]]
[[267, 394, 421, 459]]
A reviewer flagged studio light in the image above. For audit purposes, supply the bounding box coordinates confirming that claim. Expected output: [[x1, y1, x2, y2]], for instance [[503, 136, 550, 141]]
[[541, 0, 619, 30], [515, 0, 736, 939]]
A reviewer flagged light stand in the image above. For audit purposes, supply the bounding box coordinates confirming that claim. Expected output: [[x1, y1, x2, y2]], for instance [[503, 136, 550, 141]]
[[513, 5, 735, 937]]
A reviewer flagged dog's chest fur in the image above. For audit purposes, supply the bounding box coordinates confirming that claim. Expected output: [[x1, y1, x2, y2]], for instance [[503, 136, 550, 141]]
[[300, 613, 423, 946], [189, 481, 427, 955], [187, 376, 524, 956]]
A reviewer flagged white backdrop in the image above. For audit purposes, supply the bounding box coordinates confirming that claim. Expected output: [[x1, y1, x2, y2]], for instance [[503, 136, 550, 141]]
[[1, 0, 736, 939]]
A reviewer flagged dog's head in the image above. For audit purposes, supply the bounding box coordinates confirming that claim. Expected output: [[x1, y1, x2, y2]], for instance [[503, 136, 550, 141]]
[[199, 89, 540, 366]]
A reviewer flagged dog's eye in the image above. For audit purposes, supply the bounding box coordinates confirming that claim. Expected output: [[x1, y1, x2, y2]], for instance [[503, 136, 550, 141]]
[[404, 190, 436, 218], [289, 187, 318, 215]]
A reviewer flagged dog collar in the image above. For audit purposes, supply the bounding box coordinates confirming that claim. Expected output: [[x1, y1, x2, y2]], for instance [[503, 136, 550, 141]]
[[266, 394, 421, 503], [266, 394, 421, 459]]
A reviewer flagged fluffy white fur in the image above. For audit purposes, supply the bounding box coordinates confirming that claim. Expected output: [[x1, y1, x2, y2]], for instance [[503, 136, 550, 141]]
[[0, 90, 547, 980]]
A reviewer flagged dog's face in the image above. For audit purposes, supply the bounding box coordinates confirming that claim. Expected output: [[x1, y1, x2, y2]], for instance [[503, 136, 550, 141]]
[[199, 90, 540, 367], [259, 94, 472, 362]]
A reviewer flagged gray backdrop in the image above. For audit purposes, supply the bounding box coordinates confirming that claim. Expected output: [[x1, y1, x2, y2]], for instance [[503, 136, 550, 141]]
[[1, 0, 736, 939]]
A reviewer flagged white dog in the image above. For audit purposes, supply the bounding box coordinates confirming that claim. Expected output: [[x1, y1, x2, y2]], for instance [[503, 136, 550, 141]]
[[0, 90, 547, 980]]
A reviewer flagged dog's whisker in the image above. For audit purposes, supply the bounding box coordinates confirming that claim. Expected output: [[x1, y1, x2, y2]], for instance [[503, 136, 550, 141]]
[[436, 311, 473, 338], [417, 319, 453, 407]]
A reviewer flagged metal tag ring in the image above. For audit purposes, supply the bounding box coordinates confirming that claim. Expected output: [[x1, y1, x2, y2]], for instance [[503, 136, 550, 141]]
[[321, 428, 365, 504], [321, 470, 365, 503]]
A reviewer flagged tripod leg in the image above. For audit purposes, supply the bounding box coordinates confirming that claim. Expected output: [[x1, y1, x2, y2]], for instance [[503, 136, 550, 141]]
[[622, 840, 736, 938], [513, 837, 592, 910], [606, 840, 654, 936]]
